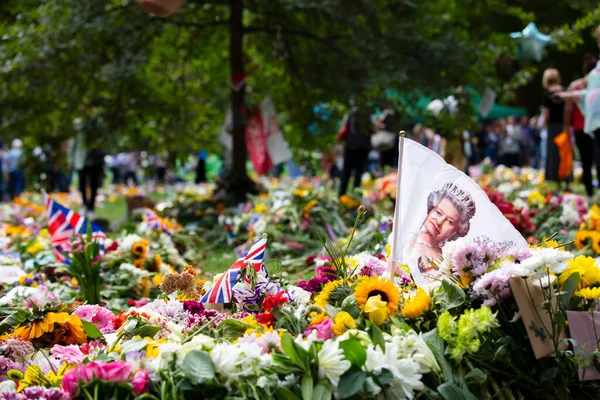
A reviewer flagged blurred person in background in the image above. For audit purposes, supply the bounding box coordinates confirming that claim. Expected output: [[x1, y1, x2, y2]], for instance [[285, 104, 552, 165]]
[[338, 95, 372, 196], [564, 55, 598, 197], [541, 68, 566, 182], [4, 139, 24, 199], [195, 150, 207, 184], [500, 117, 522, 167]]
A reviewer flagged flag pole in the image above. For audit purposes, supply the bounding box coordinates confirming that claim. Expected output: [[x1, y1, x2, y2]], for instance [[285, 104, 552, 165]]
[[390, 130, 406, 284]]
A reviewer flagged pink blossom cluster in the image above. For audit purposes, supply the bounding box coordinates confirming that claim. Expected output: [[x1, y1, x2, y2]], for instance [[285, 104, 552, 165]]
[[73, 304, 116, 334]]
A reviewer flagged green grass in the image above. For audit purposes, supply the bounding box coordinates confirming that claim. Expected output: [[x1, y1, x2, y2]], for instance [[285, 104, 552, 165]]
[[95, 192, 171, 223], [201, 249, 237, 275]]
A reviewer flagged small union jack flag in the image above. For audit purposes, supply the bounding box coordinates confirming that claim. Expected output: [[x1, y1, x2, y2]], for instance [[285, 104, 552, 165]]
[[44, 194, 106, 264], [143, 208, 172, 235], [201, 236, 268, 304]]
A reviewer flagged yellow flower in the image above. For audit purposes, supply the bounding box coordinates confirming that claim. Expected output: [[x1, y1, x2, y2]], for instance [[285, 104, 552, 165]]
[[354, 276, 400, 317], [152, 274, 163, 287], [12, 364, 68, 391], [1, 312, 87, 345], [132, 241, 147, 257], [314, 279, 346, 308], [26, 241, 43, 255], [386, 244, 391, 259], [309, 311, 328, 326], [339, 195, 361, 208], [133, 258, 146, 270], [401, 288, 431, 318], [576, 287, 600, 300], [333, 311, 356, 336], [527, 191, 545, 206], [560, 256, 600, 289], [575, 230, 592, 250], [592, 232, 600, 254], [70, 278, 79, 286], [529, 238, 563, 251], [590, 212, 600, 232], [303, 199, 319, 218], [293, 189, 308, 198], [364, 295, 389, 325], [5, 225, 31, 236], [254, 204, 268, 214]]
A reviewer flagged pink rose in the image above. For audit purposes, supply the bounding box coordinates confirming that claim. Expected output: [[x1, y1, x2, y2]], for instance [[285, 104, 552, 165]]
[[62, 365, 93, 397], [102, 361, 132, 383], [87, 361, 108, 381], [131, 369, 150, 395]]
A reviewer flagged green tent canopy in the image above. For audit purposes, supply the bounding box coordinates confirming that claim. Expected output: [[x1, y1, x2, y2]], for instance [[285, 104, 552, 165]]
[[384, 88, 527, 124]]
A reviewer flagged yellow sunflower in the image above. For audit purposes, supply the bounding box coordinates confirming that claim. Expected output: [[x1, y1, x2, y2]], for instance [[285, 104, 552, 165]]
[[592, 232, 600, 254], [401, 288, 431, 318], [314, 279, 346, 308], [133, 258, 146, 270], [354, 276, 400, 317], [576, 287, 600, 300], [575, 230, 592, 250], [1, 312, 87, 345], [132, 241, 147, 257], [303, 199, 319, 218]]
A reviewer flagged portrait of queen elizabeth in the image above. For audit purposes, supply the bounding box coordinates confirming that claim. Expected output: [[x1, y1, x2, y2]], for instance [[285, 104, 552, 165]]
[[407, 182, 477, 273]]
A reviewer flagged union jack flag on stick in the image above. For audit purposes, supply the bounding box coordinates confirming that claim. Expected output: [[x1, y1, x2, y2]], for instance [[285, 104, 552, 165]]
[[44, 194, 106, 264], [142, 208, 172, 235], [201, 234, 268, 304]]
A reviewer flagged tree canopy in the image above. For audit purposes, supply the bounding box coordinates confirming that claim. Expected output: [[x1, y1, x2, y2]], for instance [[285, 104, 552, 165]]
[[0, 0, 599, 157]]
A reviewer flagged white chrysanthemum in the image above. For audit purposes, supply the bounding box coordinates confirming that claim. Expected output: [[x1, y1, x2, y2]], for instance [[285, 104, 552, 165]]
[[317, 340, 351, 387], [119, 263, 151, 277], [210, 343, 240, 377], [365, 342, 424, 399], [120, 234, 143, 251], [559, 204, 580, 227], [511, 247, 572, 278], [391, 328, 439, 373]]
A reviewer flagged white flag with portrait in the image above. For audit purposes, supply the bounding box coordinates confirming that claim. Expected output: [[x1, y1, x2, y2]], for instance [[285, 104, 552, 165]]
[[390, 137, 528, 288]]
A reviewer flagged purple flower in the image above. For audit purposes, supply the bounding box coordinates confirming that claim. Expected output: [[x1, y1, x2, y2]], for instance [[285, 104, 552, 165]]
[[183, 301, 205, 315], [378, 221, 390, 233], [21, 387, 68, 400], [473, 266, 513, 306], [298, 276, 328, 293], [315, 266, 337, 280]]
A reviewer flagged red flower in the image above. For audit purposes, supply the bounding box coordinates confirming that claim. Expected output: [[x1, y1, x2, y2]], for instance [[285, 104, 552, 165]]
[[256, 312, 276, 326], [262, 291, 288, 313], [105, 241, 119, 253], [112, 311, 128, 329]]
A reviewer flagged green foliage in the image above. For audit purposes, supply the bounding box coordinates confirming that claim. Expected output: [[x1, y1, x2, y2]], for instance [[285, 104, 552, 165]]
[[0, 0, 550, 156]]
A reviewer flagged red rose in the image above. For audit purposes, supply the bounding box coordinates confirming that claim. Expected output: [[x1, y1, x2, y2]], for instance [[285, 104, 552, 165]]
[[262, 291, 288, 313]]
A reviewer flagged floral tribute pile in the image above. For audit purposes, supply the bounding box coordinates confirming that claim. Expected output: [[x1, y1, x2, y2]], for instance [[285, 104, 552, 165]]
[[1, 171, 600, 399]]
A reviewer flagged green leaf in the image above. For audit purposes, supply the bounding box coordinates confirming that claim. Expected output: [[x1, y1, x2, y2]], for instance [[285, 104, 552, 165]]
[[133, 325, 161, 339], [369, 324, 386, 352], [81, 320, 104, 340], [0, 309, 31, 335], [301, 375, 313, 400], [276, 387, 300, 400], [560, 272, 580, 308], [464, 368, 487, 385], [440, 280, 466, 310], [363, 376, 382, 397], [339, 338, 367, 367], [281, 333, 301, 365], [423, 329, 453, 383], [312, 381, 332, 400], [182, 350, 215, 385], [217, 319, 254, 339], [338, 368, 366, 399], [437, 383, 479, 400], [375, 369, 394, 386], [120, 338, 148, 354]]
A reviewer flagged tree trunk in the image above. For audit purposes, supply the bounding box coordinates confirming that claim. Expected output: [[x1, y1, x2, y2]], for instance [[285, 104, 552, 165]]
[[220, 0, 257, 203]]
